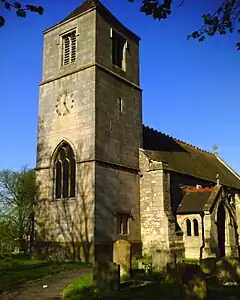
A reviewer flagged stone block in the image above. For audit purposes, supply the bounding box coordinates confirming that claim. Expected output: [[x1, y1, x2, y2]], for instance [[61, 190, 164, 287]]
[[216, 257, 240, 284], [113, 240, 131, 277], [93, 261, 120, 294], [152, 249, 176, 271], [182, 264, 207, 300], [200, 258, 216, 275]]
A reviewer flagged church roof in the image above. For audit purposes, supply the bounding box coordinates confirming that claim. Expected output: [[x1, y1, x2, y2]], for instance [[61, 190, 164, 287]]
[[49, 0, 140, 42], [176, 186, 221, 214], [143, 125, 240, 190]]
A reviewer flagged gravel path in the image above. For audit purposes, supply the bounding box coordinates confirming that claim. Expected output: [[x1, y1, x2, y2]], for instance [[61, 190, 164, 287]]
[[0, 268, 91, 300]]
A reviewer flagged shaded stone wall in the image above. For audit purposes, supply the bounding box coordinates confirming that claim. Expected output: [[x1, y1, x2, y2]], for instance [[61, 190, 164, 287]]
[[235, 194, 240, 255], [94, 10, 142, 259], [96, 12, 140, 86], [139, 150, 177, 255], [95, 163, 141, 246], [209, 193, 238, 258]]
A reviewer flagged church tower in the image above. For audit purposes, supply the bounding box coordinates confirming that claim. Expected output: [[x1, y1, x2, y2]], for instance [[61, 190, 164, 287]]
[[35, 0, 142, 261]]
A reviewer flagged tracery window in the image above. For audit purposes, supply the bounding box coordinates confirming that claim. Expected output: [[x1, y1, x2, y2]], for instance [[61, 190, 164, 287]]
[[193, 219, 199, 236], [186, 219, 191, 236], [54, 143, 76, 199]]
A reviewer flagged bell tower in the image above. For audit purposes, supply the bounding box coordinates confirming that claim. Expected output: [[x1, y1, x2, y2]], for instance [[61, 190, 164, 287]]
[[35, 0, 142, 261]]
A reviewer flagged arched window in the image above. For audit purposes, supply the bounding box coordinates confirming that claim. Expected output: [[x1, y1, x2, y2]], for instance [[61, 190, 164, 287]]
[[193, 219, 199, 236], [54, 143, 76, 199], [186, 219, 191, 236]]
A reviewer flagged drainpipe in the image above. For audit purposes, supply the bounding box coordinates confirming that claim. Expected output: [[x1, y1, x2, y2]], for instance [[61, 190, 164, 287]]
[[200, 212, 205, 260]]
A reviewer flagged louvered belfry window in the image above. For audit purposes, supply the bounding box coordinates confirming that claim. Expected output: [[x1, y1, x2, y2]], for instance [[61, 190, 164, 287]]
[[54, 143, 76, 199], [62, 31, 76, 66]]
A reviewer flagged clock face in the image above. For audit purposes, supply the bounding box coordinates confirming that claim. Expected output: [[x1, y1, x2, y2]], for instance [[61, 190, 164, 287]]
[[55, 91, 74, 116]]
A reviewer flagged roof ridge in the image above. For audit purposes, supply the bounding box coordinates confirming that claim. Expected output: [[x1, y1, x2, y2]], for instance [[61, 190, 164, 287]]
[[143, 124, 212, 155]]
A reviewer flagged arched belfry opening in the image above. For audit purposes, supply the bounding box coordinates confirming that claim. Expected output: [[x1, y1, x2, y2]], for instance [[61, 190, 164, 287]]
[[53, 142, 76, 199], [217, 202, 226, 257]]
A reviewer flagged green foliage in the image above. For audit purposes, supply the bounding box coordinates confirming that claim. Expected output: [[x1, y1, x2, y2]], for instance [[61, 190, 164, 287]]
[[0, 255, 88, 293], [62, 273, 99, 300], [0, 0, 43, 27], [1, 0, 240, 50], [129, 0, 240, 50], [0, 167, 36, 253]]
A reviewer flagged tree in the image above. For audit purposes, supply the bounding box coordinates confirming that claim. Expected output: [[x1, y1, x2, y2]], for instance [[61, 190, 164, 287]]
[[0, 0, 43, 27], [0, 167, 36, 253], [0, 0, 239, 50], [129, 0, 240, 50]]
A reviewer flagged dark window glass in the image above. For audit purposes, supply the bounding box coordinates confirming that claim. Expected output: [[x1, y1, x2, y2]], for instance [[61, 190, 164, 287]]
[[186, 219, 191, 236], [63, 159, 69, 198], [112, 31, 126, 68], [122, 215, 128, 234], [116, 215, 121, 234], [116, 213, 129, 235], [70, 158, 76, 198], [55, 161, 62, 199], [193, 219, 199, 236], [60, 147, 66, 161], [54, 143, 76, 199]]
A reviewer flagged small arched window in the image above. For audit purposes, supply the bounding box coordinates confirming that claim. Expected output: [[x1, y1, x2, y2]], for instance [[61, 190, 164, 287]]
[[186, 219, 191, 236], [54, 143, 76, 199], [193, 219, 199, 236]]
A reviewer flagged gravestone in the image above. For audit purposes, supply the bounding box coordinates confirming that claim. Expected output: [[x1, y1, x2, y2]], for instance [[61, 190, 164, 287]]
[[113, 240, 131, 278], [93, 261, 120, 294], [152, 249, 176, 271], [182, 264, 207, 300]]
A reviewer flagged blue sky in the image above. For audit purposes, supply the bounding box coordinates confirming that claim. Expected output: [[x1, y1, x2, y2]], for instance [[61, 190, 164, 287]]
[[0, 0, 239, 173]]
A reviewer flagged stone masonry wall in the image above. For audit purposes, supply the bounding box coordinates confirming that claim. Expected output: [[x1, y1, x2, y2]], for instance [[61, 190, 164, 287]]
[[35, 10, 97, 259], [177, 214, 202, 259], [139, 150, 176, 255], [36, 6, 142, 261], [95, 163, 141, 246], [96, 12, 140, 86]]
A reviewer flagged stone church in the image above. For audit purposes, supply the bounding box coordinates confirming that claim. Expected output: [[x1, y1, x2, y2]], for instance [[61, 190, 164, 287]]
[[35, 0, 240, 262]]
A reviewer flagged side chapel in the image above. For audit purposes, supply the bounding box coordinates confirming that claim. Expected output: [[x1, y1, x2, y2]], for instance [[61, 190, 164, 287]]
[[35, 0, 240, 262]]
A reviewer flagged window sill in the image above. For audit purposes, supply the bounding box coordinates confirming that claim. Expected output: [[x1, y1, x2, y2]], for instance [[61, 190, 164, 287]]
[[112, 64, 126, 73], [53, 197, 76, 201]]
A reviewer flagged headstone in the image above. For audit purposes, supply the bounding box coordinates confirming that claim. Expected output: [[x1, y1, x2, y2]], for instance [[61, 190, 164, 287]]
[[113, 240, 131, 278], [13, 246, 20, 254], [200, 258, 216, 275], [138, 261, 145, 269], [216, 257, 240, 285], [152, 249, 176, 271], [182, 264, 207, 300], [93, 261, 120, 294]]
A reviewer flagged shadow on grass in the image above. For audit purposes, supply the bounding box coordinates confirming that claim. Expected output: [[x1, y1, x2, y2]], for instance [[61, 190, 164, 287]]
[[0, 255, 89, 294]]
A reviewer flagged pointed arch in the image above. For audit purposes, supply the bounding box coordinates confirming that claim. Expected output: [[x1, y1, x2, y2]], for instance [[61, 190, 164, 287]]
[[193, 219, 199, 236], [53, 141, 76, 199], [186, 219, 191, 236]]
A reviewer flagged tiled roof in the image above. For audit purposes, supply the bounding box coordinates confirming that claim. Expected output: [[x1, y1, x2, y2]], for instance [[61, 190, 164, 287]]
[[177, 186, 221, 214], [51, 0, 140, 42], [143, 125, 240, 190]]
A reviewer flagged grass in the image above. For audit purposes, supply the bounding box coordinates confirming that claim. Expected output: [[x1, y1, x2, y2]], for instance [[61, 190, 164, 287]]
[[0, 254, 89, 294], [62, 270, 240, 300], [62, 273, 94, 300]]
